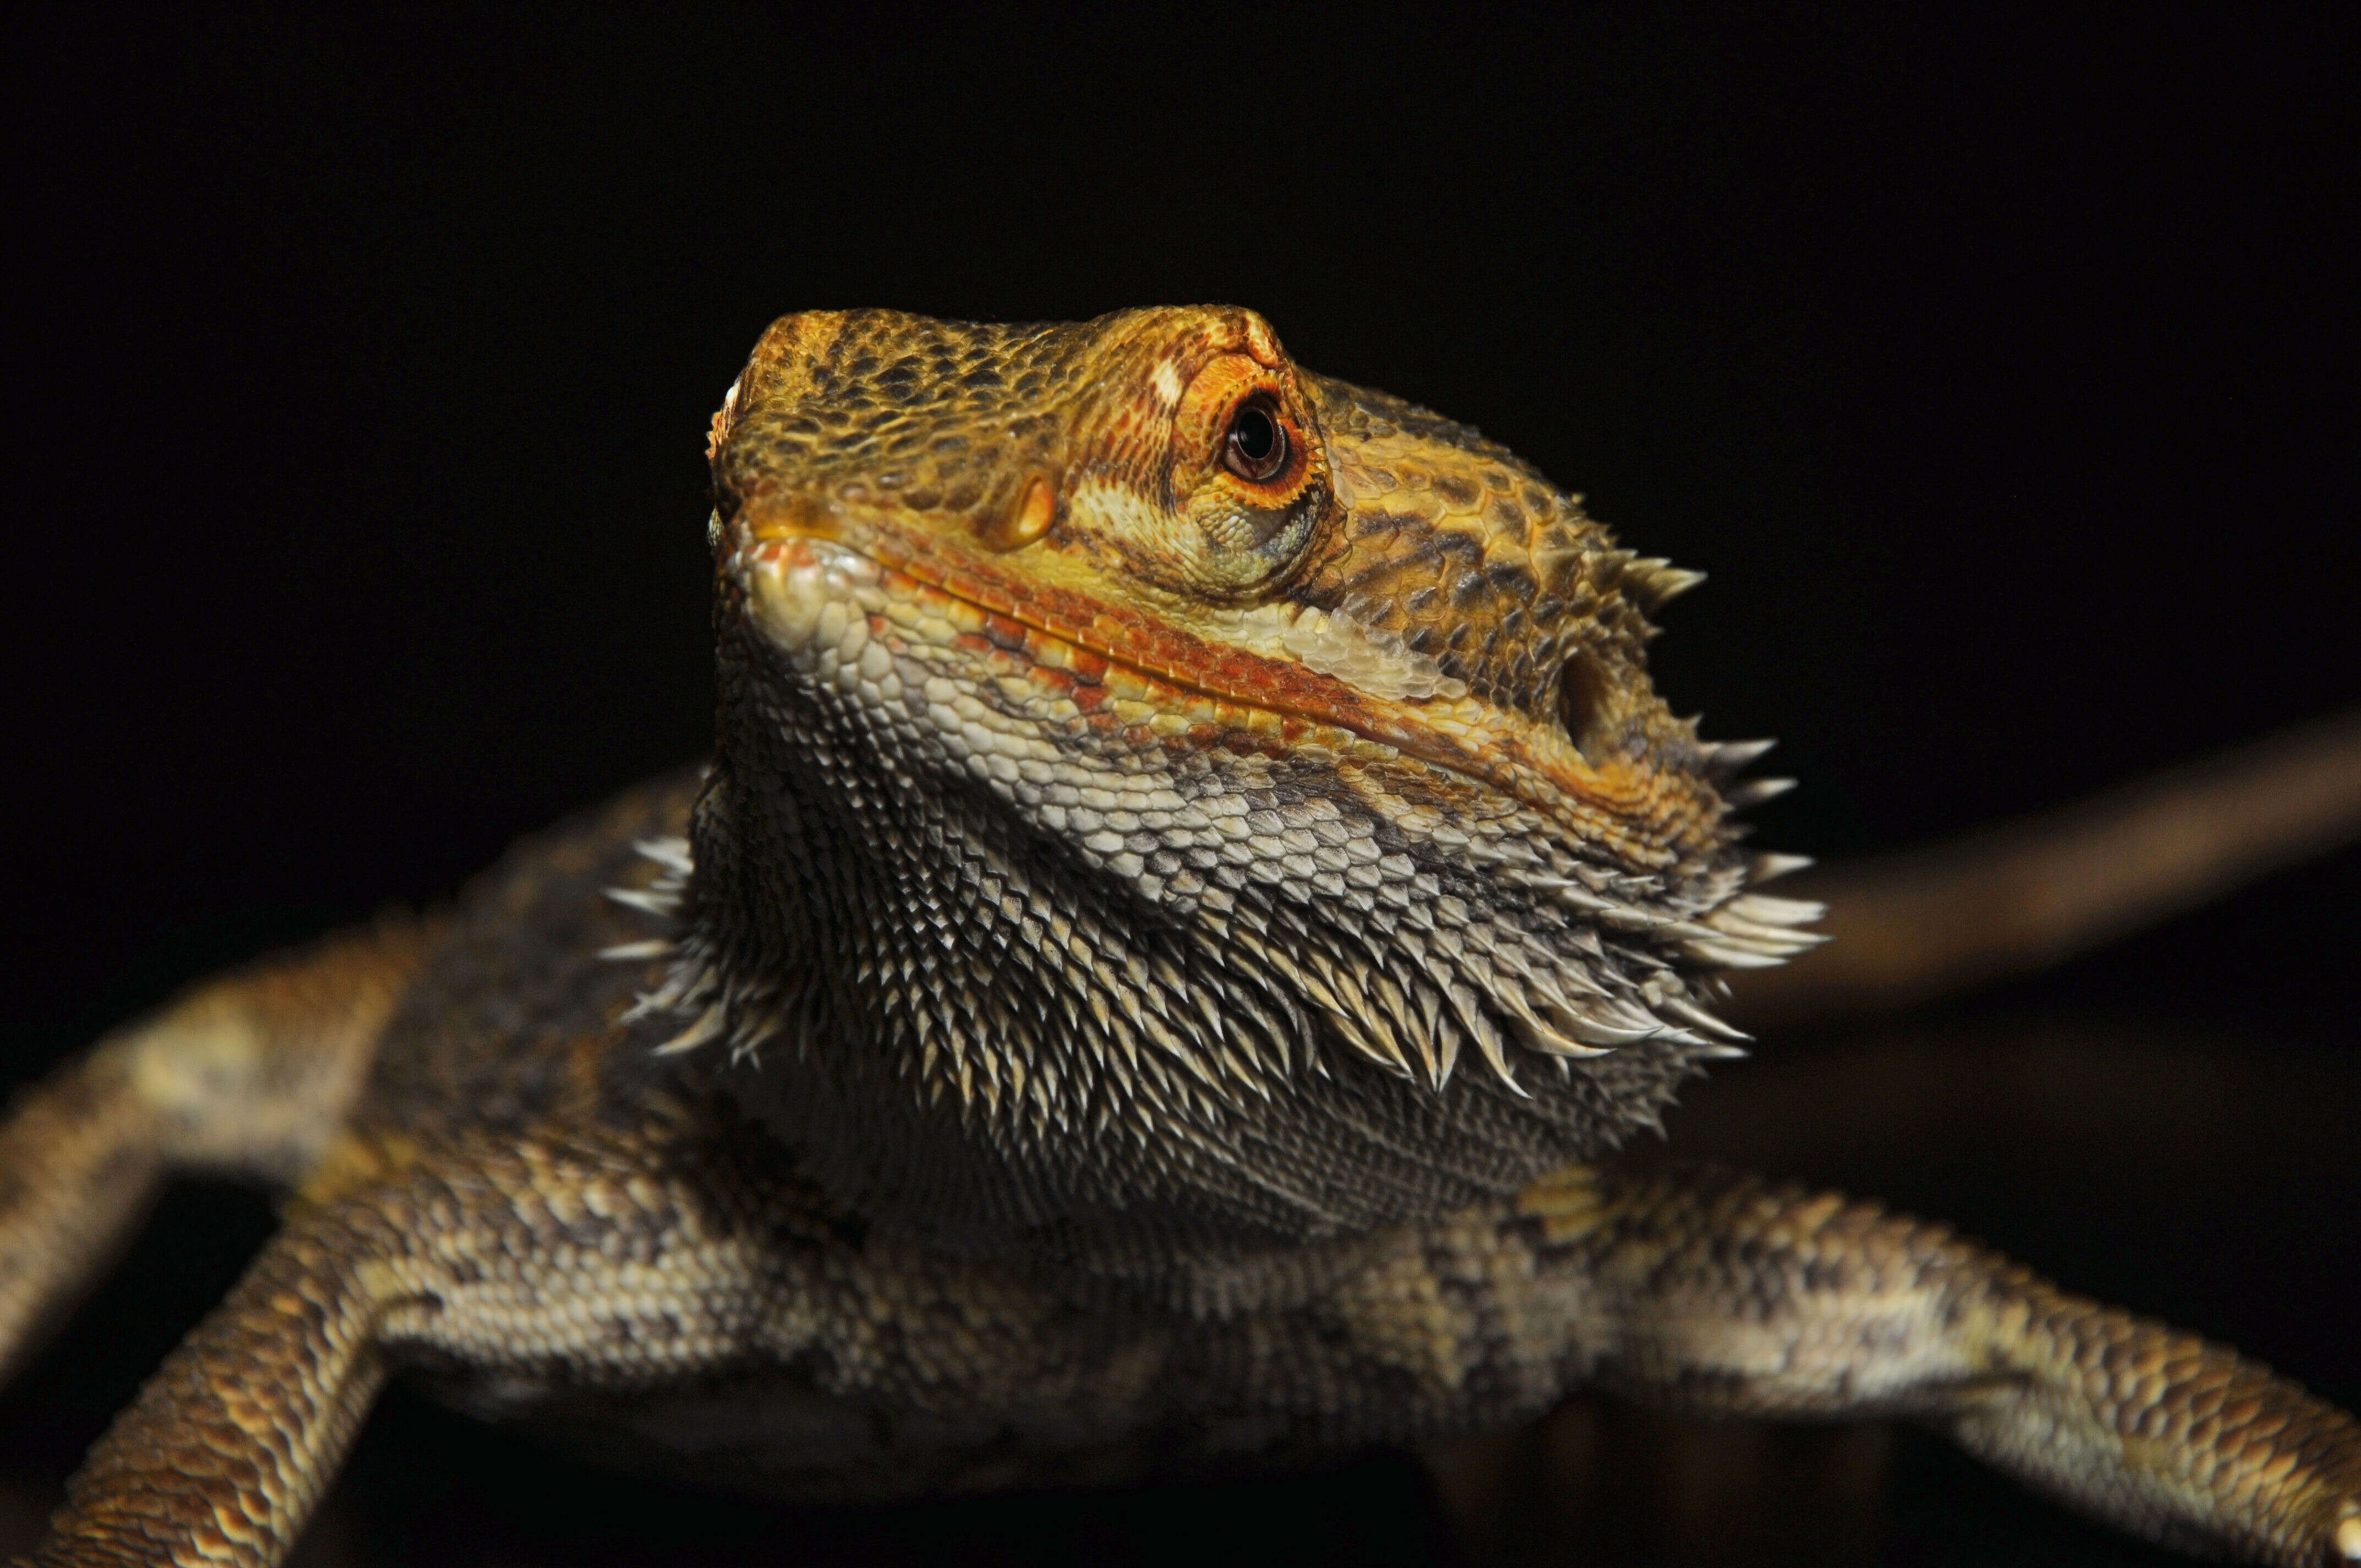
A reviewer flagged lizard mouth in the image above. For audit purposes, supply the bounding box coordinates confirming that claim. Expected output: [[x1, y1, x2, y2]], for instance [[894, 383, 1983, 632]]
[[731, 519, 1716, 863]]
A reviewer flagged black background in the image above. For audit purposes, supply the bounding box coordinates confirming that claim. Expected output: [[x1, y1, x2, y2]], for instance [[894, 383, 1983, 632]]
[[1, 7, 2355, 1565]]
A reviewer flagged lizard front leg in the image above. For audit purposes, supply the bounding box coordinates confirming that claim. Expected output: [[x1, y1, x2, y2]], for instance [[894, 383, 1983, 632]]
[[0, 919, 431, 1389], [25, 1206, 389, 1566], [23, 1124, 799, 1567], [1519, 1164, 2361, 1566]]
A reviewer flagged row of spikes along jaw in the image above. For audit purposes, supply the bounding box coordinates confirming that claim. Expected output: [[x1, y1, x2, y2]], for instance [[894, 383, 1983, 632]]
[[605, 308, 1823, 1291]]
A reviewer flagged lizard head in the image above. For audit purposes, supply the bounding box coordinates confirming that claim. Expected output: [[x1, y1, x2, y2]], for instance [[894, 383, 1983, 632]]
[[676, 306, 1818, 1283]]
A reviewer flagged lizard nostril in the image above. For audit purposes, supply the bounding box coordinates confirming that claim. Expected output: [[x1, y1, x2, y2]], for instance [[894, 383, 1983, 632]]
[[982, 474, 1057, 551]]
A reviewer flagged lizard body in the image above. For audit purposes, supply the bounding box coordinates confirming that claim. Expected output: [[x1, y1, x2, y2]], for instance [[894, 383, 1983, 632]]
[[4, 307, 2355, 1566]]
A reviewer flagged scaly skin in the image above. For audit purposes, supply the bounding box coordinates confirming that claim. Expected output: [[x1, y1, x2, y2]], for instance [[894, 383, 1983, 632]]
[[4, 307, 2356, 1566]]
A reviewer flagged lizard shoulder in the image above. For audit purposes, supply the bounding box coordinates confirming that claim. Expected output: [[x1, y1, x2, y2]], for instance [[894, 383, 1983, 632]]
[[351, 766, 710, 1145]]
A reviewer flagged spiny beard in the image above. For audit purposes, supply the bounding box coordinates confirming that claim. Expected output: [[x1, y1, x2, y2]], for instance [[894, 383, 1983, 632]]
[[613, 616, 1813, 1295]]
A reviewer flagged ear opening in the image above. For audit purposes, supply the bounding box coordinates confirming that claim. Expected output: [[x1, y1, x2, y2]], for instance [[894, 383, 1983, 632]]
[[1558, 649, 1620, 765]]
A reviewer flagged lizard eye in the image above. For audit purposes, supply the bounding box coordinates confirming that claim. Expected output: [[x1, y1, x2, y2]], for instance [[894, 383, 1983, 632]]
[[1224, 396, 1290, 484]]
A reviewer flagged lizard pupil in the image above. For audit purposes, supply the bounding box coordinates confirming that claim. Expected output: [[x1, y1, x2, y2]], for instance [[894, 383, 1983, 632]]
[[1225, 399, 1287, 482]]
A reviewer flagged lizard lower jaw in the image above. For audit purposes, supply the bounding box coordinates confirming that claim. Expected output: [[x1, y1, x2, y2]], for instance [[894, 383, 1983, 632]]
[[730, 527, 1690, 862], [739, 535, 886, 655]]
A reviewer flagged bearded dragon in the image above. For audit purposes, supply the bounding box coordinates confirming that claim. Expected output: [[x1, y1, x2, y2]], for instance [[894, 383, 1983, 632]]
[[4, 306, 2355, 1566]]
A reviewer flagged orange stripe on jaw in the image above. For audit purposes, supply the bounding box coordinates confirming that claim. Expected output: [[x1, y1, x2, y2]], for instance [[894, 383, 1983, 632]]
[[741, 516, 1708, 856]]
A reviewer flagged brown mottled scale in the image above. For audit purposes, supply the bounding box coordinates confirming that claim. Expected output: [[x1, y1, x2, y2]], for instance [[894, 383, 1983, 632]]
[[4, 307, 2357, 1567]]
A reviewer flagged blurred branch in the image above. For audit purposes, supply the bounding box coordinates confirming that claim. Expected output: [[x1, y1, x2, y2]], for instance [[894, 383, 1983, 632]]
[[1728, 709, 2361, 1031]]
